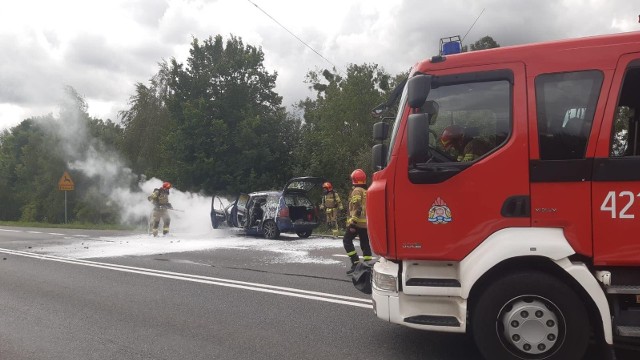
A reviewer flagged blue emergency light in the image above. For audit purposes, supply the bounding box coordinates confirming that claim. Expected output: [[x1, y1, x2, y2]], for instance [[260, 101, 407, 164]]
[[440, 36, 462, 55]]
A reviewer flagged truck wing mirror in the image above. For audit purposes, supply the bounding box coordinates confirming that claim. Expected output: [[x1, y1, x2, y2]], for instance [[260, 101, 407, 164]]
[[407, 113, 431, 164], [373, 121, 389, 141], [372, 143, 388, 171], [407, 75, 432, 109]]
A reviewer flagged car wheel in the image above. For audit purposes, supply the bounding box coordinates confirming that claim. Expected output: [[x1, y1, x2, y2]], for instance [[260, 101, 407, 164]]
[[472, 271, 589, 360], [262, 220, 280, 239], [296, 230, 312, 238]]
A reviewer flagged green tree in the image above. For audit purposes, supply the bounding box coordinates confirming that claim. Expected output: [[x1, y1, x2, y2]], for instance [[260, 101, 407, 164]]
[[469, 35, 500, 51], [163, 35, 296, 193], [295, 63, 391, 196], [120, 62, 173, 177]]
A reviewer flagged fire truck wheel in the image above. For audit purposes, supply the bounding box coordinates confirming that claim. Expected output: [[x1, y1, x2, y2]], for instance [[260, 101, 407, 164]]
[[471, 271, 589, 360]]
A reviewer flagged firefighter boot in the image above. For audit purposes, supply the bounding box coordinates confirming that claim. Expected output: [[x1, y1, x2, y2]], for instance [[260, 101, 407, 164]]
[[346, 262, 359, 275]]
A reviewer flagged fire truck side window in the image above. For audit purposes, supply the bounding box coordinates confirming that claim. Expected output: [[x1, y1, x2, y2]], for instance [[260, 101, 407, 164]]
[[535, 71, 603, 160], [427, 79, 511, 163], [610, 67, 640, 157]]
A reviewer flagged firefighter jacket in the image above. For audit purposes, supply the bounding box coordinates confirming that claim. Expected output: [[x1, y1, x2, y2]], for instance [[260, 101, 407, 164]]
[[148, 188, 171, 210], [458, 137, 493, 162], [347, 186, 367, 229], [321, 191, 343, 212]]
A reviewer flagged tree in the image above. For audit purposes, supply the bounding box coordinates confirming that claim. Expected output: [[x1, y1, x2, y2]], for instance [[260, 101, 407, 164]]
[[294, 63, 392, 196], [120, 62, 173, 177], [163, 35, 296, 193], [468, 36, 500, 51]]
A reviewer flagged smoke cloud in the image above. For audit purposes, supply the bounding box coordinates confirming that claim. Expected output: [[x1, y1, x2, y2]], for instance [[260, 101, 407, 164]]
[[36, 90, 213, 234]]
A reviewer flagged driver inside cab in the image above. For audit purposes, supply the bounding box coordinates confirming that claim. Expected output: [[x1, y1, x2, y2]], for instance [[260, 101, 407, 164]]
[[439, 125, 492, 162]]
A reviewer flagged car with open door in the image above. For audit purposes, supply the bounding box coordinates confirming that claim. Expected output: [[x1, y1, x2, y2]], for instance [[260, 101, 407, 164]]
[[210, 177, 324, 239]]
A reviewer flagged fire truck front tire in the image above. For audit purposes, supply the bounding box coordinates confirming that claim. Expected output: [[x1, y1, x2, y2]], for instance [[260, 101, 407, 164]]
[[471, 271, 589, 360]]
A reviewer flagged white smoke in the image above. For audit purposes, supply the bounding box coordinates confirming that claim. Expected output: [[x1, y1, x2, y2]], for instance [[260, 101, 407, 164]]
[[36, 90, 214, 234]]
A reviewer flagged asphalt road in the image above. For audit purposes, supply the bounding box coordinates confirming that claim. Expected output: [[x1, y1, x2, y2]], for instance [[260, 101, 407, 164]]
[[0, 226, 637, 360]]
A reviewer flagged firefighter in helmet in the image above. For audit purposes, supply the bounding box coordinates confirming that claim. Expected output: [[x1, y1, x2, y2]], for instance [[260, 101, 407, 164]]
[[343, 169, 372, 275], [440, 124, 492, 162], [148, 181, 173, 237], [319, 181, 344, 237]]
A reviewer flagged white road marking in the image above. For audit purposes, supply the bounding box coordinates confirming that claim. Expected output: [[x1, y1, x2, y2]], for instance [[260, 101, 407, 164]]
[[73, 235, 90, 237], [27, 231, 43, 234], [0, 248, 373, 309], [0, 229, 20, 232], [47, 233, 65, 236], [333, 254, 377, 260]]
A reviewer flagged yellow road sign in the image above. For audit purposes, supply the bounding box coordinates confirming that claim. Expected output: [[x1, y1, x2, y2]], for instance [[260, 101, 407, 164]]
[[58, 171, 75, 191]]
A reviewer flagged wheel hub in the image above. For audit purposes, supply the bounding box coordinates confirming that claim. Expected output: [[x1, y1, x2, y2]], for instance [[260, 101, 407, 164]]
[[501, 298, 560, 355]]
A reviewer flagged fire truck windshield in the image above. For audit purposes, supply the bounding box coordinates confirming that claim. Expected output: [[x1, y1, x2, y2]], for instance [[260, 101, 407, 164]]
[[385, 84, 408, 165]]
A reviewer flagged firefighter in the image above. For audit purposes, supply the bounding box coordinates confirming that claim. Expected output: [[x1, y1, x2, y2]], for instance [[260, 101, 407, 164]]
[[319, 181, 343, 237], [440, 124, 492, 162], [343, 169, 372, 275], [148, 181, 173, 237]]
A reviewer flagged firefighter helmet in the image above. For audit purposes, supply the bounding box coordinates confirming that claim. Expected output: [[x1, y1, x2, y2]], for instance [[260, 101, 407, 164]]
[[322, 182, 333, 191], [162, 181, 171, 190], [440, 125, 464, 150], [351, 169, 366, 185]]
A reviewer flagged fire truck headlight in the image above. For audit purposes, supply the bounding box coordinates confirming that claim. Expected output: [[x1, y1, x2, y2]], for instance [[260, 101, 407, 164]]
[[373, 268, 397, 293]]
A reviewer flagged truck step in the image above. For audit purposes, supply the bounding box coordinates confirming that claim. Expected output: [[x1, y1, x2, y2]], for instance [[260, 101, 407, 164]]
[[606, 285, 640, 294], [404, 315, 460, 327], [616, 326, 640, 337], [405, 278, 461, 287]]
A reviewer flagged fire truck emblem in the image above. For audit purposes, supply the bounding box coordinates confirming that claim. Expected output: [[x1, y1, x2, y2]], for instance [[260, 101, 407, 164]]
[[428, 197, 452, 224]]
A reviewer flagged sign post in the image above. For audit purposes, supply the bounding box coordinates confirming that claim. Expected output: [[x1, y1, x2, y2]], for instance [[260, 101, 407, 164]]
[[58, 171, 75, 223]]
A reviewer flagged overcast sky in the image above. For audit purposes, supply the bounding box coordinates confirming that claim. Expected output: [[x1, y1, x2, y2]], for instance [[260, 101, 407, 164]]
[[0, 0, 637, 130]]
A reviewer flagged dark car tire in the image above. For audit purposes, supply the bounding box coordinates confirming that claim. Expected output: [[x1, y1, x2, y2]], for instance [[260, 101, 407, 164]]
[[296, 230, 312, 238], [263, 220, 280, 239], [472, 271, 589, 360]]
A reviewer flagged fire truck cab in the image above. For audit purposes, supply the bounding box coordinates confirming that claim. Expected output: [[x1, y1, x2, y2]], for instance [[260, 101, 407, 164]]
[[368, 32, 640, 360]]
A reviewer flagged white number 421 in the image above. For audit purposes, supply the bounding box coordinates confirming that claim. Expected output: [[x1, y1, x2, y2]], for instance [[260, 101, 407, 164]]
[[600, 191, 638, 219]]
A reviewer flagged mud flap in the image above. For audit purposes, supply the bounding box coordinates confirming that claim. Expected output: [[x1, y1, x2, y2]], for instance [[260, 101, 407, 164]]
[[351, 262, 373, 295]]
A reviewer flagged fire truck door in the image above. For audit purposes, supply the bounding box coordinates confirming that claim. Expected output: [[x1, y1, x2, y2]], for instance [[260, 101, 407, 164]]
[[529, 70, 605, 257], [394, 63, 529, 260], [592, 54, 640, 266]]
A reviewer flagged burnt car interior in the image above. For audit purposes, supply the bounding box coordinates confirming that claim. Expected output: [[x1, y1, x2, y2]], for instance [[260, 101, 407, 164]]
[[284, 194, 315, 223]]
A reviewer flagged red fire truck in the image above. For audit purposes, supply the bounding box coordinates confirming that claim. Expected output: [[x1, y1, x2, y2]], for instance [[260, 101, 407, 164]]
[[367, 32, 640, 360]]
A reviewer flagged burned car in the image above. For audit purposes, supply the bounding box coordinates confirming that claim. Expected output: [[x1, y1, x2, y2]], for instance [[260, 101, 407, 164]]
[[210, 177, 323, 239]]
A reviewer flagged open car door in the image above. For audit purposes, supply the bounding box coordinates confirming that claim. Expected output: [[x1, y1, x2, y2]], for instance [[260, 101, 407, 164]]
[[210, 195, 231, 229], [230, 193, 249, 228]]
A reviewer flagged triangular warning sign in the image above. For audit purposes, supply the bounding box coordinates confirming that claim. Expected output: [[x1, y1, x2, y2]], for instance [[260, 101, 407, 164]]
[[58, 171, 75, 191]]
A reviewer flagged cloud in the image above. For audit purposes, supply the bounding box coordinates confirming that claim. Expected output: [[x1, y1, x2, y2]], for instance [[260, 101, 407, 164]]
[[1, 0, 638, 130]]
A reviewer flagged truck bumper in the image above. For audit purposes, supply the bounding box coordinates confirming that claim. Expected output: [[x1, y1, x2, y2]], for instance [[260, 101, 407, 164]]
[[371, 258, 466, 333]]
